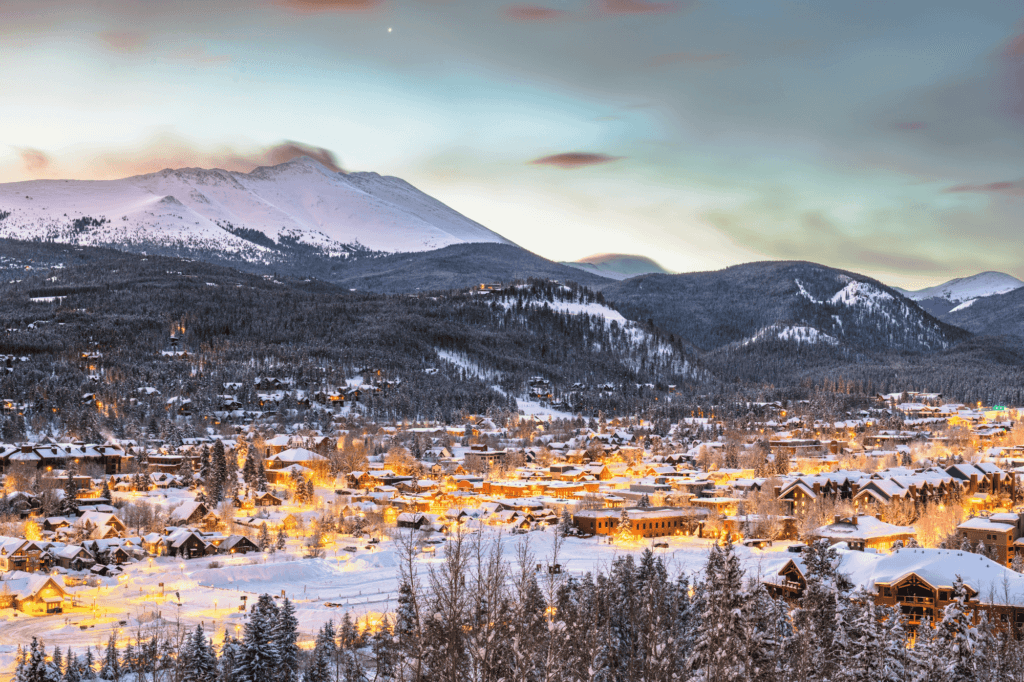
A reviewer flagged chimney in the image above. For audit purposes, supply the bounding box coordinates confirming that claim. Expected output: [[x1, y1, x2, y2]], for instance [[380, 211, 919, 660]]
[[851, 482, 860, 496], [20, 445, 32, 454], [813, 482, 821, 495], [970, 473, 979, 494], [834, 514, 841, 526]]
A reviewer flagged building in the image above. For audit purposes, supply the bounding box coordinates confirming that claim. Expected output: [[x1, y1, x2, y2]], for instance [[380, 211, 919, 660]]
[[809, 515, 916, 552], [573, 507, 708, 538], [463, 445, 507, 473], [957, 512, 1024, 565]]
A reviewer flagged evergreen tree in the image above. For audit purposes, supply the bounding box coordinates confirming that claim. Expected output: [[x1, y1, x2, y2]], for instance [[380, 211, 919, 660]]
[[556, 509, 574, 537], [234, 594, 281, 682], [99, 634, 121, 682], [63, 650, 83, 682], [181, 624, 218, 682], [274, 598, 300, 682], [936, 575, 978, 682], [60, 466, 79, 518], [370, 621, 397, 682], [210, 439, 227, 504], [82, 648, 96, 680], [51, 644, 63, 680], [219, 635, 241, 682], [303, 640, 332, 682], [276, 526, 288, 552], [199, 445, 212, 482], [243, 450, 257, 489], [689, 539, 749, 681], [18, 638, 51, 682], [637, 493, 651, 508], [615, 508, 632, 540], [258, 523, 271, 552]]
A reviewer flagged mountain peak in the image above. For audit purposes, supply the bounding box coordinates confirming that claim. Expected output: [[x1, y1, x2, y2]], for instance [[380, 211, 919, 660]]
[[561, 253, 669, 281], [0, 158, 512, 256], [898, 271, 1024, 303]]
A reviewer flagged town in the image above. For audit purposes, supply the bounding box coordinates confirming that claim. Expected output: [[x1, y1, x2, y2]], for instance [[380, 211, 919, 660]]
[[3, 364, 1024, 679]]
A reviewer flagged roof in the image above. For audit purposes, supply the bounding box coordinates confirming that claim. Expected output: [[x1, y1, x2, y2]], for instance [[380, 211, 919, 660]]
[[270, 447, 326, 463], [811, 516, 916, 541]]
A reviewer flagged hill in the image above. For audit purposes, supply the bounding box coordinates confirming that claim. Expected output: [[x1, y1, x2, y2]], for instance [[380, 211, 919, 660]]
[[561, 253, 670, 280]]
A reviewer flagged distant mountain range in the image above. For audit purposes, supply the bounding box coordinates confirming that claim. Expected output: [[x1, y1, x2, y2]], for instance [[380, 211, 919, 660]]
[[561, 253, 670, 280]]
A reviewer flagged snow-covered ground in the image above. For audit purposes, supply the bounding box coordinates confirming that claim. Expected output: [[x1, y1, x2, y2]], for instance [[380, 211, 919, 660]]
[[0, 529, 797, 675]]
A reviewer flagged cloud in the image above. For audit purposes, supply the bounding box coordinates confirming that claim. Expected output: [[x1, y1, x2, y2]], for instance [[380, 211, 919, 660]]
[[531, 152, 621, 168], [257, 141, 345, 172], [504, 4, 568, 21], [895, 121, 927, 130], [273, 0, 383, 12], [14, 148, 50, 172], [649, 51, 731, 68], [97, 30, 148, 54], [945, 180, 1024, 197], [596, 0, 689, 15]]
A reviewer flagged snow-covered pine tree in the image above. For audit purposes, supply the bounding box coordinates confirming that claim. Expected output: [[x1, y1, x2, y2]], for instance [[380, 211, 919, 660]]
[[257, 523, 271, 552], [370, 619, 397, 682], [99, 634, 121, 682], [303, 640, 332, 682], [637, 493, 651, 508], [60, 465, 79, 518], [243, 450, 257, 489], [64, 650, 83, 682], [273, 598, 300, 682], [556, 509, 574, 537], [199, 445, 211, 482], [209, 440, 227, 504], [256, 458, 268, 492], [275, 526, 287, 552], [20, 638, 52, 682], [935, 575, 978, 682], [689, 539, 749, 681], [219, 635, 241, 682], [181, 624, 218, 682], [234, 595, 281, 682], [615, 508, 632, 541], [50, 643, 64, 680]]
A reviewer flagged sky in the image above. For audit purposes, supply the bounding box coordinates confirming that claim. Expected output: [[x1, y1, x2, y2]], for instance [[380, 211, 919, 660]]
[[3, 1, 1024, 289]]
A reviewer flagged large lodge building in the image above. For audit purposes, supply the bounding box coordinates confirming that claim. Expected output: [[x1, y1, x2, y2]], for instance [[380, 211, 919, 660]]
[[573, 507, 708, 538], [765, 547, 1024, 632]]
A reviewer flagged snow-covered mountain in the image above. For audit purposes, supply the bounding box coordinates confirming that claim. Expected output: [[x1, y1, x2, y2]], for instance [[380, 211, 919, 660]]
[[895, 272, 1024, 319], [561, 253, 670, 280], [601, 261, 968, 355], [0, 156, 513, 258], [897, 272, 1024, 303]]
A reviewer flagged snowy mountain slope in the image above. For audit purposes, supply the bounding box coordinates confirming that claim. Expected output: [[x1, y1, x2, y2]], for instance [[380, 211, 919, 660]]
[[560, 253, 670, 280], [601, 261, 968, 355], [0, 156, 512, 257], [896, 272, 1023, 303]]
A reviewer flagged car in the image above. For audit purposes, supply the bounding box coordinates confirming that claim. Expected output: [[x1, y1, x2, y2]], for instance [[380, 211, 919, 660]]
[[787, 544, 807, 553], [325, 602, 343, 608], [653, 542, 669, 548]]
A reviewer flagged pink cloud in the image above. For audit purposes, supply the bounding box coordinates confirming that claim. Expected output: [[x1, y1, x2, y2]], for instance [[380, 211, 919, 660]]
[[531, 152, 621, 168], [97, 30, 148, 53], [505, 4, 568, 20], [945, 179, 1024, 196], [597, 0, 689, 15], [14, 148, 50, 172]]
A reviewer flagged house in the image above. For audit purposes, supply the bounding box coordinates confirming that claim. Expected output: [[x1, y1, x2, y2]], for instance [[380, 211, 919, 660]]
[[219, 535, 260, 555], [957, 512, 1024, 565], [254, 491, 283, 507], [0, 573, 69, 614], [168, 501, 217, 529], [809, 515, 916, 552], [396, 512, 430, 530], [74, 511, 127, 539], [573, 507, 708, 538], [164, 529, 213, 558], [0, 538, 49, 572], [55, 544, 96, 571]]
